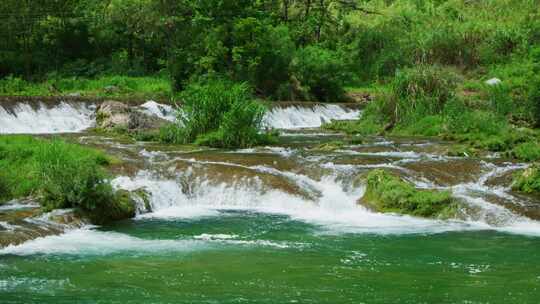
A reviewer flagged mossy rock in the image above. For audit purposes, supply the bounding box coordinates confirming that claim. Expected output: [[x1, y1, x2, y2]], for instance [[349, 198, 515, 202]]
[[133, 188, 152, 213], [86, 189, 137, 224], [359, 169, 459, 219]]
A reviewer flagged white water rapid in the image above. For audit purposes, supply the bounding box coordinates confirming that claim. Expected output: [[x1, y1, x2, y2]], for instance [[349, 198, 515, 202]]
[[0, 100, 359, 134], [263, 104, 360, 129], [0, 101, 95, 134]]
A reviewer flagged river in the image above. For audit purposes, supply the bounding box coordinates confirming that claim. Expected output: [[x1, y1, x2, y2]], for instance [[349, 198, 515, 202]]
[[0, 100, 539, 303]]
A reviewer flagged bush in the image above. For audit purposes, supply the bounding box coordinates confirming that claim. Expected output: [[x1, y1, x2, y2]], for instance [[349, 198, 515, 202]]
[[487, 84, 513, 117], [164, 79, 272, 148], [351, 21, 411, 80], [36, 140, 115, 212], [361, 169, 458, 218], [290, 46, 349, 102], [511, 142, 540, 162], [0, 172, 9, 203], [512, 165, 540, 194], [392, 65, 459, 124], [0, 136, 131, 223], [530, 76, 540, 127], [419, 24, 482, 67]]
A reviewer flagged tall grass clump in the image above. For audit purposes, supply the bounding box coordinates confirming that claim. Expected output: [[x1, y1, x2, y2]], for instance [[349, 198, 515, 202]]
[[0, 136, 132, 222], [161, 79, 273, 148], [392, 65, 459, 125], [35, 140, 114, 212]]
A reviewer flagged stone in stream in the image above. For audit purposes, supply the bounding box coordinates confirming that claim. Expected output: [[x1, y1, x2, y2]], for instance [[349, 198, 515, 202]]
[[356, 169, 463, 219], [96, 100, 169, 132], [0, 205, 88, 248]]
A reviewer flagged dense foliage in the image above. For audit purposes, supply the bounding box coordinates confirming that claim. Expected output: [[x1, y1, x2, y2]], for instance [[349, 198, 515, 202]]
[[1, 0, 539, 103]]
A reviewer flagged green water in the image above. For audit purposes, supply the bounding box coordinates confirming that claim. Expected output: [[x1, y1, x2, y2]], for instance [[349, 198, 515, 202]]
[[1, 211, 539, 303]]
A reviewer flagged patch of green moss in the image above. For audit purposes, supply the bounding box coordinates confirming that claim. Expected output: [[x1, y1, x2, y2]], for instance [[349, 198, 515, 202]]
[[361, 169, 459, 218], [312, 141, 345, 152]]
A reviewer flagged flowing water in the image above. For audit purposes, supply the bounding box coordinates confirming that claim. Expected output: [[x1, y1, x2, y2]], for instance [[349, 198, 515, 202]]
[[1, 100, 539, 303]]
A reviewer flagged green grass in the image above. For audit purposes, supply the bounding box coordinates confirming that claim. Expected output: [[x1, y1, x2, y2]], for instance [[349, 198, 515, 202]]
[[512, 165, 540, 194], [161, 79, 276, 148], [0, 75, 171, 101], [361, 169, 458, 218], [0, 135, 133, 223]]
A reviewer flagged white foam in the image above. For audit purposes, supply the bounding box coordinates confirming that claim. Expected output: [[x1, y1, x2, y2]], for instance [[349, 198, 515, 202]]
[[0, 201, 39, 211], [263, 104, 360, 129], [0, 228, 203, 256], [113, 169, 482, 235], [0, 102, 95, 134]]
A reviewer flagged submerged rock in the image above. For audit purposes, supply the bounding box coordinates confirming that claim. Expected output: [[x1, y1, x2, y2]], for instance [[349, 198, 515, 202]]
[[0, 206, 89, 248]]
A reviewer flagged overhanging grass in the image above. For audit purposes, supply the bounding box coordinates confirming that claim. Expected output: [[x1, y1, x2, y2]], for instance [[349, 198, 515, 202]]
[[0, 135, 133, 223], [0, 135, 111, 204]]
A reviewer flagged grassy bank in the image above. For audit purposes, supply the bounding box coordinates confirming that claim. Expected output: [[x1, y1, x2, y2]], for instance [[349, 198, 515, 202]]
[[0, 135, 133, 223], [0, 75, 171, 101]]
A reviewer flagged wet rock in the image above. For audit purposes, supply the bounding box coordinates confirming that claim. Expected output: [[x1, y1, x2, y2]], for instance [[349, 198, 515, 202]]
[[401, 159, 483, 186], [0, 207, 89, 248], [96, 100, 168, 132]]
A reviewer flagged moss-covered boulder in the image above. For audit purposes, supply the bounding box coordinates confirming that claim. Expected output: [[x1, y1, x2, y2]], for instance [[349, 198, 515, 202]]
[[86, 189, 137, 224], [512, 165, 540, 194], [359, 169, 459, 218]]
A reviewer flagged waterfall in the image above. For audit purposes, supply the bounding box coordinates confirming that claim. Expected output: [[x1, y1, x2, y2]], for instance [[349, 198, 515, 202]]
[[0, 101, 95, 134], [263, 104, 360, 129], [0, 100, 360, 134]]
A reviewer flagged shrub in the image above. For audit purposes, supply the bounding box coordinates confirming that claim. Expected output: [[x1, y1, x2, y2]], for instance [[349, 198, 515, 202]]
[[530, 76, 540, 127], [419, 24, 482, 67], [290, 46, 349, 102], [351, 21, 411, 80], [164, 79, 272, 148], [0, 172, 9, 203], [361, 169, 458, 218], [445, 107, 505, 136], [36, 140, 115, 212], [511, 142, 540, 162], [487, 84, 513, 117], [512, 165, 540, 194], [392, 65, 459, 124], [0, 136, 131, 223]]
